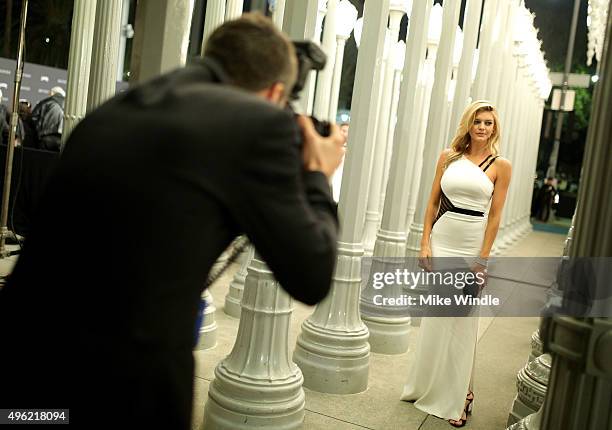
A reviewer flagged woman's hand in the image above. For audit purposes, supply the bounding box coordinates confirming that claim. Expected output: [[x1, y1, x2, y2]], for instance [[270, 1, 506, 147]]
[[418, 244, 433, 272], [469, 262, 488, 292]]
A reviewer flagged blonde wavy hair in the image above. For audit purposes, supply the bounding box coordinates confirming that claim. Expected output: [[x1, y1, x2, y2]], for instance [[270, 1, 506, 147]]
[[444, 100, 501, 169]]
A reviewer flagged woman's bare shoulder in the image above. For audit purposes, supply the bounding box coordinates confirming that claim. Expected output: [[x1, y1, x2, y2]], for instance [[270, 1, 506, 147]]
[[495, 156, 512, 171]]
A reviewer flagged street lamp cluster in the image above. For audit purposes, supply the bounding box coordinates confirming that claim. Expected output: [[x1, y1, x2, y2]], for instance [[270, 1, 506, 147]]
[[193, 1, 555, 428], [586, 0, 610, 67]]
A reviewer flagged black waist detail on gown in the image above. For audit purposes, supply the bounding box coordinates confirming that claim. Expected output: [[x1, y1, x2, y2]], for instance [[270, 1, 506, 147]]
[[433, 191, 485, 226]]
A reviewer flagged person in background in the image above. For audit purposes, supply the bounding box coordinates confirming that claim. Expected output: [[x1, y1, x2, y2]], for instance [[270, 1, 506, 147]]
[[0, 89, 9, 146], [535, 177, 556, 222], [31, 86, 65, 151], [17, 100, 37, 148]]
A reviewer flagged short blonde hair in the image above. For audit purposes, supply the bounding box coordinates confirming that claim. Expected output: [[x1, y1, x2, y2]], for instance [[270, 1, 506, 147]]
[[444, 100, 501, 169]]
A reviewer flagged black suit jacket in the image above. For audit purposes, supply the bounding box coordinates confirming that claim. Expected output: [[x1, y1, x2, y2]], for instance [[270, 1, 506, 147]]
[[0, 60, 338, 428]]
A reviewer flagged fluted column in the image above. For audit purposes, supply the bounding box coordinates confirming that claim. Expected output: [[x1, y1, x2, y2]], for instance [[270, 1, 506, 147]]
[[203, 256, 305, 429], [293, 0, 390, 394], [87, 0, 123, 112], [202, 0, 226, 51], [406, 0, 463, 257], [128, 0, 194, 84], [363, 4, 408, 258], [363, 31, 395, 257], [506, 75, 531, 242], [511, 77, 542, 241], [313, 0, 337, 120], [225, 0, 244, 20], [224, 245, 255, 318], [62, 0, 97, 143], [404, 23, 441, 238], [359, 1, 431, 354], [471, 0, 495, 99], [447, 0, 484, 145], [524, 101, 545, 232], [495, 2, 521, 250], [483, 0, 510, 103], [378, 40, 406, 216]]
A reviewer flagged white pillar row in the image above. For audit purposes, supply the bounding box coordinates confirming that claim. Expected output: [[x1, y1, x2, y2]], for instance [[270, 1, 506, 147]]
[[363, 30, 395, 257], [62, 0, 98, 143], [518, 94, 545, 237], [293, 0, 391, 395], [406, 0, 463, 258], [508, 72, 531, 242], [446, 0, 484, 147], [521, 101, 545, 232], [201, 0, 226, 52], [225, 0, 244, 20], [509, 70, 537, 241], [496, 55, 522, 251], [313, 0, 337, 121], [491, 0, 519, 252], [512, 89, 536, 241], [203, 256, 305, 429], [404, 7, 443, 239], [483, 0, 510, 104], [516, 79, 539, 238], [224, 245, 255, 319], [87, 0, 123, 112], [359, 0, 432, 354]]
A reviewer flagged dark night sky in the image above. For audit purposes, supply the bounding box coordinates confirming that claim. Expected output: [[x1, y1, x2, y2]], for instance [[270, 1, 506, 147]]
[[0, 0, 593, 73]]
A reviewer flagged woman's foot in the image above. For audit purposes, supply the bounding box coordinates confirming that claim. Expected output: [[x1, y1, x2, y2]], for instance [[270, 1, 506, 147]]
[[448, 392, 474, 428], [448, 410, 467, 427]]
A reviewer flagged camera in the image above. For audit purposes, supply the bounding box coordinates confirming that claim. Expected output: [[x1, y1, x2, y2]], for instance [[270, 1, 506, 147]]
[[290, 41, 331, 137]]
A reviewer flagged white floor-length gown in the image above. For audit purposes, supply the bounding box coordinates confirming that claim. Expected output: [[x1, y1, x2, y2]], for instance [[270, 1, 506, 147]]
[[401, 155, 496, 421]]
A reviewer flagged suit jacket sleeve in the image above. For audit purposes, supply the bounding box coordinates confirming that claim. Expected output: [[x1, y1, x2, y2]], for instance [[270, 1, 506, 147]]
[[228, 107, 338, 305]]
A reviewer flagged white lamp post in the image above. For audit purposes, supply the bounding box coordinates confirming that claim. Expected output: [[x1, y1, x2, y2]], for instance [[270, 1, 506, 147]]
[[293, 0, 392, 395], [444, 26, 463, 145], [403, 3, 443, 237], [313, 0, 337, 120], [329, 0, 358, 121]]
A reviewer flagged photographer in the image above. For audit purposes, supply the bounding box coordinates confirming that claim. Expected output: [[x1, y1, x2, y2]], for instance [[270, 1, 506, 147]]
[[0, 13, 344, 429]]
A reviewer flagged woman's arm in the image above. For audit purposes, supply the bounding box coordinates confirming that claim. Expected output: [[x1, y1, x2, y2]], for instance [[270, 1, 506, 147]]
[[419, 150, 451, 268], [479, 158, 512, 258]]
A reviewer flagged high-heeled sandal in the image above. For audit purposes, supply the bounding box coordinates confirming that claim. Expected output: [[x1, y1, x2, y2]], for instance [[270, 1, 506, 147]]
[[448, 392, 474, 428]]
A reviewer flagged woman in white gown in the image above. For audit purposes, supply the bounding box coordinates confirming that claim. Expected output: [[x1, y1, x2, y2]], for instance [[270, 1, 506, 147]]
[[401, 101, 512, 427]]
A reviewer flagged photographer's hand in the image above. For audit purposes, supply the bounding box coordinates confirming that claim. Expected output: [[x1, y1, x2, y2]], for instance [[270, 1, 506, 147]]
[[297, 115, 345, 180]]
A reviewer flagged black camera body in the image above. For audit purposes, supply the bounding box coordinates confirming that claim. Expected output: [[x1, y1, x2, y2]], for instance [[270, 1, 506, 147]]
[[291, 41, 331, 137]]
